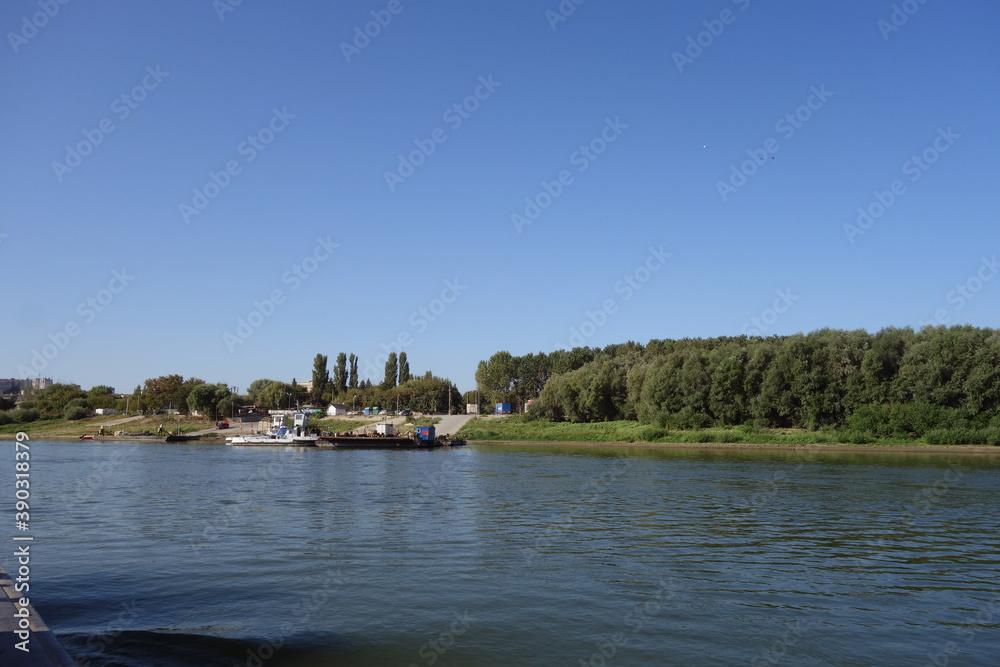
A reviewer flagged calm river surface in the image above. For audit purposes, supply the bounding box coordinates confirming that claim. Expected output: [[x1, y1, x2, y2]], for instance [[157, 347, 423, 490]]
[[4, 441, 1000, 666]]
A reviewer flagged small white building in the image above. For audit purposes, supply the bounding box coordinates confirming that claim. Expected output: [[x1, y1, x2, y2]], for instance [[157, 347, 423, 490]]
[[327, 403, 347, 416], [376, 422, 394, 436], [467, 403, 479, 415], [95, 408, 116, 416]]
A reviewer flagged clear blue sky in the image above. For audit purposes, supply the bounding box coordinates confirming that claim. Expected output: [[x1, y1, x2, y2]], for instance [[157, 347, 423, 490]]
[[2, 0, 998, 394]]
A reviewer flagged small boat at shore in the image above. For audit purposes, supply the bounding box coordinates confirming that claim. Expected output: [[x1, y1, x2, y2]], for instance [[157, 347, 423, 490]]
[[227, 412, 319, 446]]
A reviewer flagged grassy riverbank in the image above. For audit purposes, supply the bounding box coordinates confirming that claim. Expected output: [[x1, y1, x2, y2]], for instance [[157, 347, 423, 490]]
[[458, 416, 997, 447], [0, 414, 217, 438]]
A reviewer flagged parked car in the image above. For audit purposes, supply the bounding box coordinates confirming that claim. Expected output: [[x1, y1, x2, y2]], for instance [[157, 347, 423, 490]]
[[401, 409, 412, 416], [215, 421, 229, 429]]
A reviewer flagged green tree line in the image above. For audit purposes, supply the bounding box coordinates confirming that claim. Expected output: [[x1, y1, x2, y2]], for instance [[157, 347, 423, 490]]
[[476, 326, 1000, 440]]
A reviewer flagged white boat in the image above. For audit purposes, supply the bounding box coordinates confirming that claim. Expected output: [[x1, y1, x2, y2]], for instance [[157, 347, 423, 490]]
[[226, 412, 319, 446]]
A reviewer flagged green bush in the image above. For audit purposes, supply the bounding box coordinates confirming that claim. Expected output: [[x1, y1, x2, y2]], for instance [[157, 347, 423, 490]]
[[10, 408, 40, 424], [637, 426, 667, 442], [847, 404, 891, 436], [64, 405, 90, 421], [925, 428, 989, 445], [670, 408, 712, 430], [845, 430, 874, 444], [0, 412, 11, 426]]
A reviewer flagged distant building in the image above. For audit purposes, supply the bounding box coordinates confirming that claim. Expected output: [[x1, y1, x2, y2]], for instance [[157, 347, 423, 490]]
[[327, 404, 347, 416], [467, 403, 479, 414], [95, 408, 117, 416], [0, 378, 53, 393], [294, 379, 313, 392]]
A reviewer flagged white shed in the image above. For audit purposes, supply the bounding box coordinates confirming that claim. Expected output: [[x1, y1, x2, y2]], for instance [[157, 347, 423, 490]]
[[327, 404, 347, 416], [376, 422, 394, 436]]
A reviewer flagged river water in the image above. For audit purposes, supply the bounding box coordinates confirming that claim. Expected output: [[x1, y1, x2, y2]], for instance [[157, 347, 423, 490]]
[[4, 441, 999, 666]]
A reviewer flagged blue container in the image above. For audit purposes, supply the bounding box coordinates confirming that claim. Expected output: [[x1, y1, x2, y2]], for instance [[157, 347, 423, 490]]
[[364, 408, 371, 416], [415, 426, 436, 441], [495, 403, 511, 415]]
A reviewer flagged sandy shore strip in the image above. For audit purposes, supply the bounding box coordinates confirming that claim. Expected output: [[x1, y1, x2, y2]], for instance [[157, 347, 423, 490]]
[[469, 439, 1000, 456]]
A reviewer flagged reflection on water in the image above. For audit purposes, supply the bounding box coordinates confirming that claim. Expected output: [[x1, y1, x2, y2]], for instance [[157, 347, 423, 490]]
[[4, 441, 998, 666]]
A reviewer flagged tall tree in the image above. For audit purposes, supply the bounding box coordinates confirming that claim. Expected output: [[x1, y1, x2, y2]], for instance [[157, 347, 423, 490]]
[[172, 377, 205, 415], [142, 375, 184, 410], [383, 353, 398, 389], [335, 352, 348, 394], [248, 378, 275, 404], [311, 354, 329, 405], [348, 354, 359, 389], [398, 352, 411, 384], [187, 383, 230, 420]]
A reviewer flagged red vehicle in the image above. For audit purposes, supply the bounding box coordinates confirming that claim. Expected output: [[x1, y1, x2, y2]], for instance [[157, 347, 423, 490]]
[[215, 421, 229, 429]]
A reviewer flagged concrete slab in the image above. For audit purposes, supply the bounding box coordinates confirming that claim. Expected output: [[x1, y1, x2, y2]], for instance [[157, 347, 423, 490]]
[[0, 564, 75, 666]]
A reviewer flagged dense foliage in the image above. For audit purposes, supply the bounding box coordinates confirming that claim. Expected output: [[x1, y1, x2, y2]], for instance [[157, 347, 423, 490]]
[[475, 326, 1000, 440]]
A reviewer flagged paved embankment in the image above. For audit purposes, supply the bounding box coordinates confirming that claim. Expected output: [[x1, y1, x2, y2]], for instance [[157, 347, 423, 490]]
[[434, 414, 474, 436], [0, 565, 75, 666]]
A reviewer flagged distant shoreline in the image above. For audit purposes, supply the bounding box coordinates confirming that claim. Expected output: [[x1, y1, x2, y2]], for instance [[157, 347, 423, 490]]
[[468, 439, 1000, 456], [5, 434, 999, 455]]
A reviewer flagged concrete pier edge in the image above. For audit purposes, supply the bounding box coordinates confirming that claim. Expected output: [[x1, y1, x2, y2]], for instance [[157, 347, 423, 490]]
[[0, 564, 75, 666]]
